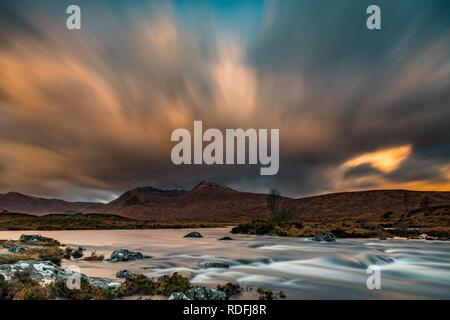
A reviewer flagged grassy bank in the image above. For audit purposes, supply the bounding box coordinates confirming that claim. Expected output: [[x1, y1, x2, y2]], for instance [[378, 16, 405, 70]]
[[0, 212, 227, 231], [232, 205, 450, 240]]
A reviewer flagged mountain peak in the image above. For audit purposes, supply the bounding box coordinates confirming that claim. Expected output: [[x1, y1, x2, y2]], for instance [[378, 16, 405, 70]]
[[117, 186, 186, 202], [190, 179, 235, 193], [2, 192, 35, 200]]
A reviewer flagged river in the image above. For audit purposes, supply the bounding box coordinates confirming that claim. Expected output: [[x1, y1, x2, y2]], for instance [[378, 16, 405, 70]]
[[1, 228, 449, 299]]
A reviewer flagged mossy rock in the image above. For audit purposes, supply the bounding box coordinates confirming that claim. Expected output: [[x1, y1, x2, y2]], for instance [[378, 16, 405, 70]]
[[312, 232, 336, 242], [184, 232, 203, 238]]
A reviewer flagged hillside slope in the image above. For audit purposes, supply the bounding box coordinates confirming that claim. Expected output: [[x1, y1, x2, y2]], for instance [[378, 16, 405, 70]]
[[0, 192, 102, 215], [1, 182, 450, 222]]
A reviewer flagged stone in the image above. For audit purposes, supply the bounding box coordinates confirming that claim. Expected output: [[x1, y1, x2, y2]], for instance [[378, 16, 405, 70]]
[[109, 249, 145, 262], [218, 237, 233, 241], [8, 244, 27, 253], [184, 287, 227, 300], [0, 261, 61, 282], [169, 292, 190, 300], [0, 260, 120, 291], [20, 234, 60, 245], [88, 277, 121, 290], [312, 232, 336, 242], [203, 261, 230, 268], [184, 232, 203, 238], [116, 269, 134, 279]]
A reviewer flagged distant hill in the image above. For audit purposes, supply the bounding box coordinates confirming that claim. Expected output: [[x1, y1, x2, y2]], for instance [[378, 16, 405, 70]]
[[0, 212, 222, 230], [293, 189, 450, 218], [97, 180, 275, 220], [0, 192, 102, 216], [1, 182, 450, 222]]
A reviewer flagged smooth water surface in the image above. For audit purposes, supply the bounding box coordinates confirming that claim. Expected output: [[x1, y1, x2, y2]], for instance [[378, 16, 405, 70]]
[[1, 228, 449, 299]]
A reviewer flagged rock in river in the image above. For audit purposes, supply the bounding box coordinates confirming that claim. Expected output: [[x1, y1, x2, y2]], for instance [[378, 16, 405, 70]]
[[116, 269, 134, 279], [20, 234, 60, 246], [203, 261, 230, 268], [218, 237, 233, 241], [183, 231, 203, 238], [312, 232, 336, 242], [109, 249, 147, 262]]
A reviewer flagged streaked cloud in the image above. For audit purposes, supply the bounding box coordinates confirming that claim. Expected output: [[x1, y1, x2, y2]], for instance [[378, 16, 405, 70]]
[[0, 0, 449, 200]]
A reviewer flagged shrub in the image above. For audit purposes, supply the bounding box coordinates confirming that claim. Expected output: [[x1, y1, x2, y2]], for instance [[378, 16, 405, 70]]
[[38, 253, 62, 266], [64, 246, 85, 259], [116, 273, 191, 297], [382, 211, 394, 219], [0, 270, 50, 300], [83, 251, 104, 262], [71, 247, 85, 259], [257, 288, 276, 300], [48, 277, 113, 300], [13, 285, 49, 300], [116, 274, 156, 297], [0, 253, 30, 264], [0, 275, 10, 299], [63, 247, 73, 259], [217, 283, 242, 298]]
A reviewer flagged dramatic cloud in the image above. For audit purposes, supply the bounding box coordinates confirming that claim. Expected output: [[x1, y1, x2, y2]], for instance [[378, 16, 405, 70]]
[[342, 145, 412, 174], [0, 0, 449, 201]]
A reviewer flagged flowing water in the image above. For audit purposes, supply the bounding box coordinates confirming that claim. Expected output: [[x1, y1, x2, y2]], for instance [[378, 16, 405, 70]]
[[1, 228, 449, 299]]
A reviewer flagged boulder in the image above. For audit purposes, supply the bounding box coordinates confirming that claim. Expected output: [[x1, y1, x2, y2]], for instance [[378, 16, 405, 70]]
[[20, 234, 60, 246], [184, 287, 227, 300], [0, 260, 120, 290], [109, 249, 146, 262], [8, 244, 27, 253], [184, 231, 203, 238], [312, 232, 336, 242], [116, 269, 134, 279], [88, 277, 121, 290], [169, 292, 190, 300], [0, 260, 61, 282], [218, 237, 233, 241], [203, 261, 230, 269]]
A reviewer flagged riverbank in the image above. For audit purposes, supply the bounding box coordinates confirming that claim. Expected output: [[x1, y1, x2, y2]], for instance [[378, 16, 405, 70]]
[[0, 212, 228, 231], [231, 204, 450, 241]]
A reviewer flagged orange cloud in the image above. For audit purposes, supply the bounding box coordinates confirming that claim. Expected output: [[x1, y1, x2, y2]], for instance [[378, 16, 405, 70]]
[[342, 145, 412, 173]]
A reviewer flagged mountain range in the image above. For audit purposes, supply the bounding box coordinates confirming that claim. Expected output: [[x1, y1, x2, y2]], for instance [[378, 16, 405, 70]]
[[1, 180, 450, 221]]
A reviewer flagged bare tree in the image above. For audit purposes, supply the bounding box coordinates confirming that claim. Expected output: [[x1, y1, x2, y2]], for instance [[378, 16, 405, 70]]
[[403, 191, 409, 214], [267, 188, 280, 220], [421, 196, 430, 215], [267, 188, 296, 224]]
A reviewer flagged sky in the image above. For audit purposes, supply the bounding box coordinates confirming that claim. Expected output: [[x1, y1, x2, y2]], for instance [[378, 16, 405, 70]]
[[0, 0, 449, 202]]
